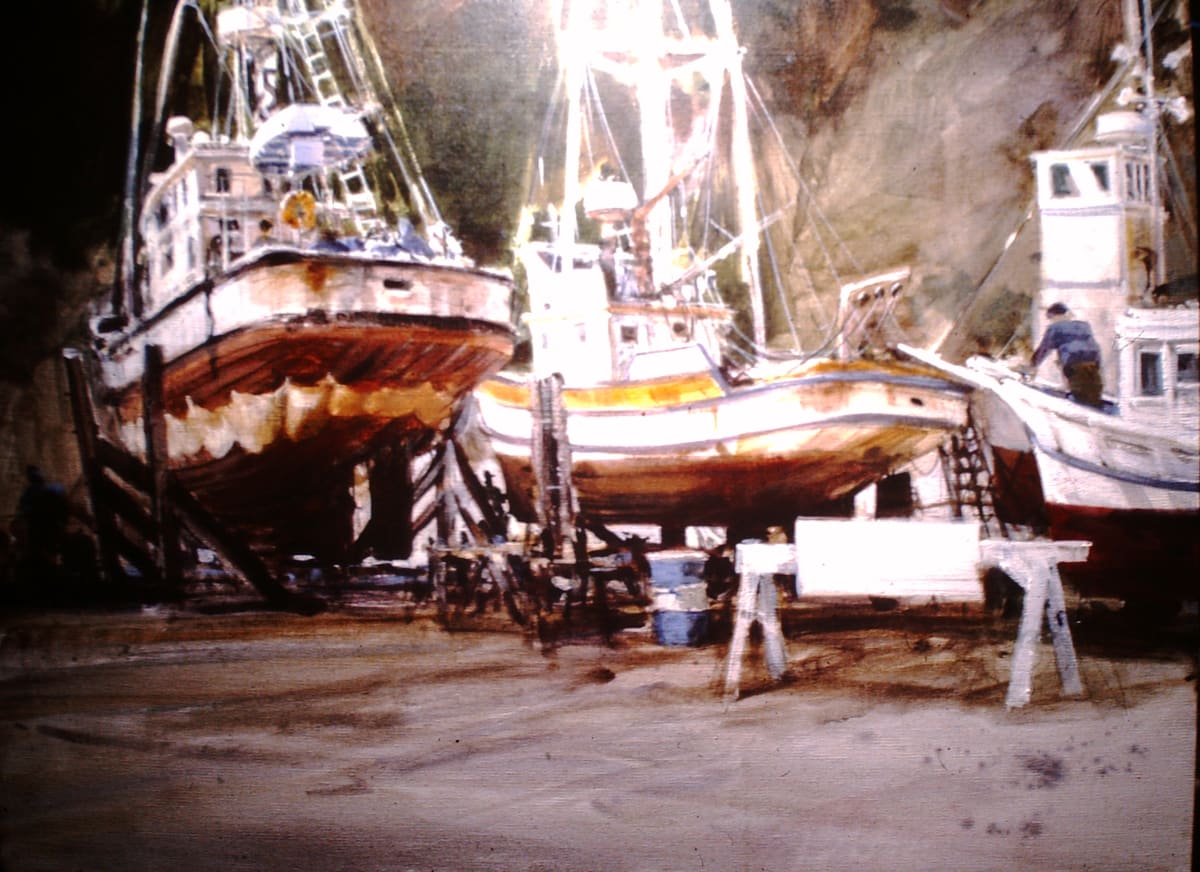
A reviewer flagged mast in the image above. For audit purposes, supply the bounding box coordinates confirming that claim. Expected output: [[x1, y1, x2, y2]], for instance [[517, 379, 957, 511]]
[[1136, 0, 1166, 286], [117, 0, 152, 317], [557, 0, 589, 253], [634, 0, 673, 288]]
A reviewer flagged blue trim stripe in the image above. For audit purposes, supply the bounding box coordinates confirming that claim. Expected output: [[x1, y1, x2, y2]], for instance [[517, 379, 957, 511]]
[[482, 411, 961, 455], [564, 371, 970, 419], [1030, 431, 1200, 494]]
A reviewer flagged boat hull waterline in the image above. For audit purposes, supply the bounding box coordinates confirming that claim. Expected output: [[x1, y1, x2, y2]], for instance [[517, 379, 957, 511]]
[[978, 385, 1199, 600], [100, 250, 514, 559], [477, 361, 969, 527], [902, 347, 1199, 600]]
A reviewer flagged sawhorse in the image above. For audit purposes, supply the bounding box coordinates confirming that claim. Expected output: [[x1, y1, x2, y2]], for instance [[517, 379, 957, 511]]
[[722, 534, 1090, 709], [979, 539, 1087, 708]]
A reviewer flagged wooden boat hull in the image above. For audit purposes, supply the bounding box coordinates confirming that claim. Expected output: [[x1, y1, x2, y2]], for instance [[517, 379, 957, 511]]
[[475, 360, 970, 529], [97, 250, 515, 559], [910, 352, 1200, 601], [988, 421, 1199, 602]]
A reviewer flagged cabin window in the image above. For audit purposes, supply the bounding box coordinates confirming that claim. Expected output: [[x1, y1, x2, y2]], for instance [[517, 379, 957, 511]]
[[156, 200, 169, 229], [1176, 350, 1199, 386], [1138, 350, 1163, 396], [215, 167, 231, 193], [620, 325, 638, 343], [1124, 161, 1150, 202], [1089, 161, 1110, 192], [187, 238, 196, 271], [160, 233, 174, 275], [1050, 163, 1076, 198]]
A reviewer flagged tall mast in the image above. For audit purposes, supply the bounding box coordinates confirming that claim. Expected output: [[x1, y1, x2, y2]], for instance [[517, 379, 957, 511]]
[[634, 0, 673, 279], [1136, 0, 1166, 285], [557, 0, 588, 251], [710, 0, 765, 349], [118, 0, 152, 315]]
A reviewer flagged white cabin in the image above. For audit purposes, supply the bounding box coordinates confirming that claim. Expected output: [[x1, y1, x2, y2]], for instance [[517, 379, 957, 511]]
[[136, 118, 284, 316], [520, 239, 731, 386], [1031, 110, 1197, 430]]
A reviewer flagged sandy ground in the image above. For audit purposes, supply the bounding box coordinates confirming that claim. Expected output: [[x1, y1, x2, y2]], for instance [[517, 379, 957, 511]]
[[0, 592, 1195, 872]]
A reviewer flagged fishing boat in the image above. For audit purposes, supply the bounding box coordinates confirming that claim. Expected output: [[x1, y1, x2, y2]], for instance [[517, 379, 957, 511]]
[[90, 0, 515, 562], [472, 0, 971, 542], [904, 1, 1197, 602]]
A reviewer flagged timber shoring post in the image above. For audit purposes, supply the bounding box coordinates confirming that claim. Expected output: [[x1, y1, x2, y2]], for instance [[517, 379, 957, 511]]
[[62, 350, 124, 586], [62, 350, 318, 614], [359, 440, 414, 560], [142, 345, 182, 589], [450, 435, 505, 539], [163, 479, 319, 613], [434, 443, 453, 546]]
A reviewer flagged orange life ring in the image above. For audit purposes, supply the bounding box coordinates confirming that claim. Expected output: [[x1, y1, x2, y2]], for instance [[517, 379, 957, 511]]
[[280, 190, 317, 230]]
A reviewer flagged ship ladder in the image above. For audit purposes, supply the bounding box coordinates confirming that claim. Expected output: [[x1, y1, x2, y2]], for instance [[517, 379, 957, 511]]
[[938, 411, 1008, 539], [287, 3, 385, 235], [531, 376, 575, 557]]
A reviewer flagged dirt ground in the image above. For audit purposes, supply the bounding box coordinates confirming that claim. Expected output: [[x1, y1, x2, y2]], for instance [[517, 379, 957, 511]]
[[1, 590, 1195, 872]]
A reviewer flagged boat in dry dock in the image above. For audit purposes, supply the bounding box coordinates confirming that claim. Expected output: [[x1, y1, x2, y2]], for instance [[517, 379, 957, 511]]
[[473, 0, 970, 540], [89, 0, 514, 562], [905, 2, 1197, 602]]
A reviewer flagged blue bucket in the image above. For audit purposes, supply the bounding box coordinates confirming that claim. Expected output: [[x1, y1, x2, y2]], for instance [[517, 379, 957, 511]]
[[647, 552, 710, 647], [652, 609, 710, 646]]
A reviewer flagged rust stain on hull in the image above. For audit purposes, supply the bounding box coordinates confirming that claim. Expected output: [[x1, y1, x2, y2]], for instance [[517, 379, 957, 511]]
[[303, 260, 330, 294]]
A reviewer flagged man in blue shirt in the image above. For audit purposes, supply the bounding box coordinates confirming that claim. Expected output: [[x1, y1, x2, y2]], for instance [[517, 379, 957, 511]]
[[1028, 302, 1104, 408]]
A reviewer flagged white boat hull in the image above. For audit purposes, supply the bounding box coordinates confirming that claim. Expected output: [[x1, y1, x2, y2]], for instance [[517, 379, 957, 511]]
[[904, 349, 1200, 600], [476, 360, 969, 529]]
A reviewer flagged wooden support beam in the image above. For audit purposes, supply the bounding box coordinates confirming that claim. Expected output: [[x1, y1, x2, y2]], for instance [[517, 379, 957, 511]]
[[411, 501, 438, 544], [103, 520, 161, 585], [90, 473, 154, 541], [63, 354, 319, 613], [449, 436, 505, 537], [142, 345, 182, 588], [62, 350, 123, 585], [163, 477, 316, 611], [434, 453, 452, 546], [359, 441, 414, 560]]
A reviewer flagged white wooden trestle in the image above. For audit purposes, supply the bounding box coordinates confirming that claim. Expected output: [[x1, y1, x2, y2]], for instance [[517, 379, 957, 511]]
[[723, 521, 1090, 709]]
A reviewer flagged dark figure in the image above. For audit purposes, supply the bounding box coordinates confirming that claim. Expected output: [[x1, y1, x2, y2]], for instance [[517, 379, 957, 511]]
[[613, 536, 651, 603], [1029, 302, 1104, 408], [15, 466, 67, 582], [482, 471, 509, 543]]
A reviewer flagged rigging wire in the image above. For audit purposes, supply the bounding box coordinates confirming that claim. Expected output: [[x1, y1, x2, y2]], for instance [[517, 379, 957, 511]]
[[746, 76, 862, 275], [938, 0, 1176, 354], [345, 1, 445, 227], [117, 0, 151, 312], [585, 66, 633, 186], [755, 191, 802, 352], [1159, 127, 1197, 260], [744, 76, 849, 350]]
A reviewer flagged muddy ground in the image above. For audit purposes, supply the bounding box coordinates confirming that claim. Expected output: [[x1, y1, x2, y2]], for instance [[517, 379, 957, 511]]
[[1, 589, 1195, 871]]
